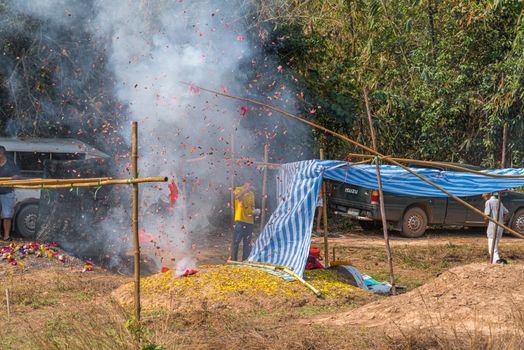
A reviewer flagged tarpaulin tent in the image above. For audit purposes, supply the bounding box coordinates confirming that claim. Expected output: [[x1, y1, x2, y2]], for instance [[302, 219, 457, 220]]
[[248, 160, 524, 277]]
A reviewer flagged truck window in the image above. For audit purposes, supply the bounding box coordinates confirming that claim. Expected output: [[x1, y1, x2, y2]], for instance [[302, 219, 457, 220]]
[[51, 153, 85, 161], [16, 152, 51, 176]]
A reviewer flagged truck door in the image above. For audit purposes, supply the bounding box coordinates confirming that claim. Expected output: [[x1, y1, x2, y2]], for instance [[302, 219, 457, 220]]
[[465, 195, 487, 225], [444, 196, 471, 225]]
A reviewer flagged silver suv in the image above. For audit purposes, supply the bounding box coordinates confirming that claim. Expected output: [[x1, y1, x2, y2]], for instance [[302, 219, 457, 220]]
[[0, 137, 108, 238]]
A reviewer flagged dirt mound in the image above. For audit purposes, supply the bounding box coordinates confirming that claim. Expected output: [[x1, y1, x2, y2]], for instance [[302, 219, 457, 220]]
[[311, 263, 524, 336], [113, 265, 372, 313]]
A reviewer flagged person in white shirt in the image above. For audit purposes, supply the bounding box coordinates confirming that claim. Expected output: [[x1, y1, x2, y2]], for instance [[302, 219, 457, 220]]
[[482, 192, 508, 264]]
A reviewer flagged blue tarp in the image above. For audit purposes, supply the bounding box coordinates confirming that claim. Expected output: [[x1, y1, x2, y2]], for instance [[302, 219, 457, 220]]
[[248, 160, 524, 277]]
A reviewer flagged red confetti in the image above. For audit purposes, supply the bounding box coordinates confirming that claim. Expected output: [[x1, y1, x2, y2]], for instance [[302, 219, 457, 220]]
[[182, 268, 198, 277], [188, 85, 200, 94], [168, 180, 179, 208]]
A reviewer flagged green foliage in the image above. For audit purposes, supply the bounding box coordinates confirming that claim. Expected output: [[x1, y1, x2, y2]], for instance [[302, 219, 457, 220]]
[[255, 0, 524, 167], [142, 343, 166, 350]]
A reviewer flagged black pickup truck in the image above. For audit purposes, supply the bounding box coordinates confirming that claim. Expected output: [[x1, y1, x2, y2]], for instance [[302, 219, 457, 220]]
[[328, 164, 524, 238]]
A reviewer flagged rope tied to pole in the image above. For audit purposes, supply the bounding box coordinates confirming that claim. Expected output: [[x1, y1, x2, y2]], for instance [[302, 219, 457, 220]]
[[371, 155, 382, 165], [94, 186, 102, 201], [44, 189, 51, 205]]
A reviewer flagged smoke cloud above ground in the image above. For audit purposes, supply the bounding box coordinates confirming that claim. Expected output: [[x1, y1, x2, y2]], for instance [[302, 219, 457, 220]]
[[5, 0, 312, 270]]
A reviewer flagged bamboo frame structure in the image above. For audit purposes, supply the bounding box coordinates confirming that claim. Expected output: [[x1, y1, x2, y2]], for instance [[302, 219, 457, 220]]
[[0, 123, 167, 323], [363, 88, 396, 294], [187, 84, 524, 253]]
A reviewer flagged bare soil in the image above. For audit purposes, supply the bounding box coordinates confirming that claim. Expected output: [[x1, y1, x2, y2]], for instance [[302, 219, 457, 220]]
[[311, 227, 524, 248], [309, 262, 524, 337]]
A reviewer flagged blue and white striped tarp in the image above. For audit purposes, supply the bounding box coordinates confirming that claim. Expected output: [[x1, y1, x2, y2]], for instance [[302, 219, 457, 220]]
[[248, 160, 524, 277]]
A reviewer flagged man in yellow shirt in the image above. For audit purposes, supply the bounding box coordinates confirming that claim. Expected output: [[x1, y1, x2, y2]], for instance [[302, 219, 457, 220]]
[[231, 180, 255, 261]]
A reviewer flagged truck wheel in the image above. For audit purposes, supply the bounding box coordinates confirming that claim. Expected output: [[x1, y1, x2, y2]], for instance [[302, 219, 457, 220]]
[[401, 207, 427, 238], [15, 203, 39, 239], [511, 209, 524, 235]]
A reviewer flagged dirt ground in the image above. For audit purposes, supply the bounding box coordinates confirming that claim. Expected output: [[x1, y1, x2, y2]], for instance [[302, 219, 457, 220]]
[[1, 229, 524, 349], [312, 226, 524, 248], [309, 263, 524, 336]]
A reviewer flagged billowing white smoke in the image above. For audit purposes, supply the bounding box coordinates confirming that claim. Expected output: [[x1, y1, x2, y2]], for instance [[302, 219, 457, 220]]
[[90, 1, 257, 268], [7, 0, 311, 270]]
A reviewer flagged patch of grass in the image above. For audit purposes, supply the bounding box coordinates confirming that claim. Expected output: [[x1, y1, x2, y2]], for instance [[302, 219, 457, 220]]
[[397, 250, 432, 269], [296, 303, 356, 316], [368, 268, 390, 282], [21, 295, 58, 309], [252, 308, 272, 318], [75, 288, 95, 302]]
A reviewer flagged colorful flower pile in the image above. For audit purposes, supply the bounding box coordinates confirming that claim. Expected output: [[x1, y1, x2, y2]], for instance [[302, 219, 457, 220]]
[[82, 261, 93, 272], [0, 242, 64, 266]]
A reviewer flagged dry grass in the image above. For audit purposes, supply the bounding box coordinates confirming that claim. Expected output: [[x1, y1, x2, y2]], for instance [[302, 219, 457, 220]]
[[327, 239, 524, 290], [0, 268, 136, 350], [0, 239, 523, 349]]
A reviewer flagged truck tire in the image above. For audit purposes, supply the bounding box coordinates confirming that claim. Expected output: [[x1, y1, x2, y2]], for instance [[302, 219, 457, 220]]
[[401, 207, 427, 238], [511, 208, 524, 235], [15, 203, 39, 239]]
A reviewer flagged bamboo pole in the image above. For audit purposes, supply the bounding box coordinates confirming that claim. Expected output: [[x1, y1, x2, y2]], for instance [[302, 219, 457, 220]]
[[501, 123, 507, 168], [490, 124, 508, 264], [184, 155, 282, 169], [346, 159, 375, 166], [3, 177, 167, 189], [188, 84, 524, 240], [260, 143, 269, 232], [345, 153, 524, 178], [132, 121, 141, 322], [0, 177, 112, 185], [363, 88, 396, 294], [319, 149, 329, 267], [283, 267, 322, 297], [5, 288, 10, 319]]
